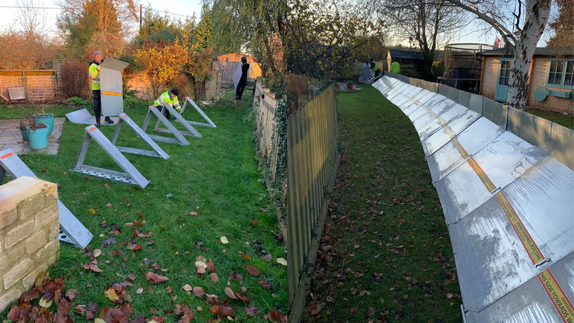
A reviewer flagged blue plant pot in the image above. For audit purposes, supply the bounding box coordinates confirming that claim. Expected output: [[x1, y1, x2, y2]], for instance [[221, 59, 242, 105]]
[[33, 113, 54, 136], [20, 128, 29, 141], [27, 126, 50, 149]]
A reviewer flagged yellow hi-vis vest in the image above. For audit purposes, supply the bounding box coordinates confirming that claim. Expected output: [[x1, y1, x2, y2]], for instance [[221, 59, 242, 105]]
[[89, 62, 101, 91], [390, 61, 401, 73], [154, 91, 180, 110]]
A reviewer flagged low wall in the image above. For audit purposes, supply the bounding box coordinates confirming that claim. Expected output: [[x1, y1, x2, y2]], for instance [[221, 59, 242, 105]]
[[0, 176, 60, 312]]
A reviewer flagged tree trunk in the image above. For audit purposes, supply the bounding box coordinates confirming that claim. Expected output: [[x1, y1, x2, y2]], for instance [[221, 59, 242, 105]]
[[506, 0, 551, 110]]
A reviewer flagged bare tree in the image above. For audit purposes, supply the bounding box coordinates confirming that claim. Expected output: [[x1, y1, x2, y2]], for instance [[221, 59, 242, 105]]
[[443, 0, 552, 109], [15, 0, 50, 37], [380, 0, 468, 80], [546, 0, 573, 47]]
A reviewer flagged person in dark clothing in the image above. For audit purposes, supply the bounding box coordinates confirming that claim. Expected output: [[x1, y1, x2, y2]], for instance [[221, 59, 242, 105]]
[[370, 58, 380, 78], [235, 57, 250, 100]]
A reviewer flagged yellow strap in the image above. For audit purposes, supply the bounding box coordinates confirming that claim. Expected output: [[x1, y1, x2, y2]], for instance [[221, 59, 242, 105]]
[[102, 91, 122, 96], [538, 269, 574, 322]]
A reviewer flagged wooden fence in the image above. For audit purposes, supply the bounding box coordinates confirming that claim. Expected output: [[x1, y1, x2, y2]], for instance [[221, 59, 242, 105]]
[[286, 84, 340, 322], [0, 70, 58, 103], [254, 83, 280, 181]]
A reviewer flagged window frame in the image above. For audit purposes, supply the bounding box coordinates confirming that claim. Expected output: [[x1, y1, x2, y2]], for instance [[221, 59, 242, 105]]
[[545, 58, 574, 89]]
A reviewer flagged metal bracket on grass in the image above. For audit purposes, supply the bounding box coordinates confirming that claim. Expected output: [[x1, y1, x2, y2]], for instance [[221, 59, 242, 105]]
[[111, 113, 170, 160], [152, 104, 202, 138], [176, 98, 217, 128], [141, 106, 190, 145], [71, 125, 149, 188], [0, 149, 93, 249]]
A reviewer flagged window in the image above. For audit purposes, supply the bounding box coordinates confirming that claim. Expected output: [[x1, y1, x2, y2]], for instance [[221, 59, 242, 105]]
[[498, 60, 511, 85], [546, 59, 574, 88]]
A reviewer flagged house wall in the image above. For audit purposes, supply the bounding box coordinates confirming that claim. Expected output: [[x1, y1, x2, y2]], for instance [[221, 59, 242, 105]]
[[481, 56, 573, 113], [480, 56, 499, 99], [528, 57, 572, 113]]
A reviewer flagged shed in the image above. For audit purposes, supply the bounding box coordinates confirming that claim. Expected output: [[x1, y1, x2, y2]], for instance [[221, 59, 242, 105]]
[[386, 49, 425, 70], [478, 47, 574, 113]]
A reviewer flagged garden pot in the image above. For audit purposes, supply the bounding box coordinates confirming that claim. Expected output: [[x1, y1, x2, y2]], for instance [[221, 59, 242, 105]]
[[348, 84, 356, 90], [33, 113, 55, 136], [27, 126, 50, 149], [20, 128, 29, 141]]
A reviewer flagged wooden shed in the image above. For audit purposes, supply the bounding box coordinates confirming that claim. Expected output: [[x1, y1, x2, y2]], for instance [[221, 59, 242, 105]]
[[386, 49, 425, 71], [478, 47, 574, 113]]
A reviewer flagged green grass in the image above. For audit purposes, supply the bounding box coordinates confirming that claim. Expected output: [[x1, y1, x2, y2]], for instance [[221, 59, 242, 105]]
[[303, 84, 461, 322], [0, 90, 287, 321], [525, 107, 574, 130]]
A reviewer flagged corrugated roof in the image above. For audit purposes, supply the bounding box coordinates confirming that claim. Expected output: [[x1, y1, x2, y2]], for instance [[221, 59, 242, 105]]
[[388, 49, 424, 60], [478, 47, 574, 57]]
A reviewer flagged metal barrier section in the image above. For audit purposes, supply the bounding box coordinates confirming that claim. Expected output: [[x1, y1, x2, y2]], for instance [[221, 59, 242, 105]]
[[468, 93, 483, 114], [426, 117, 505, 183], [483, 98, 509, 127], [507, 108, 552, 152], [450, 157, 573, 313], [373, 77, 574, 322], [177, 98, 217, 128], [141, 106, 190, 145], [436, 130, 548, 224], [72, 125, 149, 188], [110, 113, 170, 160], [457, 90, 471, 108], [0, 149, 93, 249], [65, 108, 119, 125], [550, 123, 574, 170]]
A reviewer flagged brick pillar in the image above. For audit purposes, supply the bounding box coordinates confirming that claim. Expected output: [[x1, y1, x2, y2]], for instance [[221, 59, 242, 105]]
[[0, 176, 60, 312]]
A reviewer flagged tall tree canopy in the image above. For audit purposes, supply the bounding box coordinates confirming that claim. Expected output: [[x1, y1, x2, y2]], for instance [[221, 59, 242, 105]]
[[546, 0, 573, 47], [194, 4, 212, 48]]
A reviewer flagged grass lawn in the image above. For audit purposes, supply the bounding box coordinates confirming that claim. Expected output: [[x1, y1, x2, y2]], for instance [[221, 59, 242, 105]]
[[525, 107, 574, 130], [0, 90, 287, 321], [303, 84, 461, 322]]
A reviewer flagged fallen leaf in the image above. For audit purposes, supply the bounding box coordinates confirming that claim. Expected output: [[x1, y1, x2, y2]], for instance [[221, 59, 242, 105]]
[[309, 302, 325, 315], [193, 286, 205, 298], [261, 254, 272, 262], [182, 284, 193, 292], [240, 255, 250, 261], [66, 289, 78, 300], [245, 305, 259, 317], [220, 236, 229, 244], [136, 288, 143, 294], [245, 264, 260, 276], [100, 237, 117, 248], [249, 219, 258, 225], [234, 293, 250, 303], [127, 273, 136, 281], [446, 293, 453, 299], [189, 211, 198, 216], [89, 208, 96, 215], [276, 258, 287, 266], [104, 183, 111, 188], [145, 271, 169, 284], [210, 273, 219, 283], [39, 298, 52, 308], [224, 287, 237, 299], [127, 242, 143, 251], [220, 306, 234, 316], [265, 309, 287, 323], [106, 203, 112, 207], [93, 249, 102, 257], [104, 288, 120, 303], [258, 279, 272, 290], [166, 286, 173, 293], [206, 259, 215, 272], [83, 261, 103, 273]]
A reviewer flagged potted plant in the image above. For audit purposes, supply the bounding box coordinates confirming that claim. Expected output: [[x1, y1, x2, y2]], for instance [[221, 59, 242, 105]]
[[347, 82, 356, 90], [33, 107, 54, 136], [26, 113, 50, 149], [17, 120, 29, 141]]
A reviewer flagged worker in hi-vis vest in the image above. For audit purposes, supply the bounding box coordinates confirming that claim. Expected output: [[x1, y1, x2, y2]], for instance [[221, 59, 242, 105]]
[[390, 59, 401, 73], [89, 51, 113, 127], [154, 88, 181, 120], [369, 58, 380, 78]]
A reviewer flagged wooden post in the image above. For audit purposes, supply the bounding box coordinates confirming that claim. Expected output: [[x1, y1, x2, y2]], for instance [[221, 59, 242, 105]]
[[22, 71, 29, 104]]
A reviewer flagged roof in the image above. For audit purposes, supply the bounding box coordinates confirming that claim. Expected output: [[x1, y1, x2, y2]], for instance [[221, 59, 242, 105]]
[[478, 47, 574, 57], [388, 49, 424, 60]]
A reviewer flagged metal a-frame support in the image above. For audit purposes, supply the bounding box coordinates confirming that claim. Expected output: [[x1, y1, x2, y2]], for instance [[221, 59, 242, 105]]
[[176, 98, 217, 128], [0, 149, 93, 249], [151, 104, 202, 138], [141, 106, 191, 145], [71, 125, 149, 188], [111, 113, 170, 160]]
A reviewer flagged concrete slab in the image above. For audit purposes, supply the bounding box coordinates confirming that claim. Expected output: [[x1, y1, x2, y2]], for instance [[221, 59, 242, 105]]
[[0, 118, 64, 155]]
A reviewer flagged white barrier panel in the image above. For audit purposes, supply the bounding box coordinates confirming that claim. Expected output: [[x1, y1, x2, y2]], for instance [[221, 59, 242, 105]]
[[373, 77, 574, 322]]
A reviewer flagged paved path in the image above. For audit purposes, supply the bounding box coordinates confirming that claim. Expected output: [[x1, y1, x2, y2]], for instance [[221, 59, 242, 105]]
[[0, 118, 65, 155]]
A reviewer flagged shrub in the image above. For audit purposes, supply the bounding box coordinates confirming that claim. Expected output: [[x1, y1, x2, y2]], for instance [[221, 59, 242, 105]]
[[66, 96, 91, 110], [59, 59, 91, 99]]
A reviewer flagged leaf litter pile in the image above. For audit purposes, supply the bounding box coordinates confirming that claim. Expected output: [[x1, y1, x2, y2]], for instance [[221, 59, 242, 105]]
[[1, 99, 287, 322], [303, 86, 462, 322]]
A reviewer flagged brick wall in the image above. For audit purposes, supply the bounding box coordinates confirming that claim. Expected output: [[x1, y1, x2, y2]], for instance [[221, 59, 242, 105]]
[[528, 57, 572, 113], [0, 176, 60, 312], [480, 56, 499, 99]]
